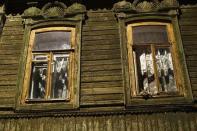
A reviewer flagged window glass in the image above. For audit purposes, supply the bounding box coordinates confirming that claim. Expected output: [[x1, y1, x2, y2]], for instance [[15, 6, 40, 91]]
[[33, 31, 71, 51], [134, 46, 157, 94], [29, 62, 48, 99], [133, 25, 169, 44], [155, 47, 177, 93], [51, 54, 69, 99], [130, 23, 177, 96], [25, 28, 75, 102]]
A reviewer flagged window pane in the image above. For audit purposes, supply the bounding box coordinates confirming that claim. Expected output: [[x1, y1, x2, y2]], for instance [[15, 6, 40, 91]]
[[134, 46, 157, 94], [132, 25, 168, 45], [155, 47, 177, 92], [33, 31, 71, 51], [32, 54, 48, 61], [29, 62, 48, 99], [51, 54, 69, 99]]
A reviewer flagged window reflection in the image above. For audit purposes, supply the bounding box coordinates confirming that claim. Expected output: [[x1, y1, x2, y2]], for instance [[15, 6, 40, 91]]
[[51, 54, 69, 99], [129, 23, 179, 97], [29, 63, 47, 99], [133, 25, 168, 44], [155, 47, 177, 92], [25, 28, 75, 102], [33, 31, 71, 51], [135, 47, 157, 94], [134, 46, 177, 95]]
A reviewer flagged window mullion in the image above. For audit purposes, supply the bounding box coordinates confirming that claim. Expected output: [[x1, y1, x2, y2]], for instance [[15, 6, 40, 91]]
[[132, 46, 139, 95], [45, 52, 53, 99], [67, 52, 72, 100], [151, 44, 160, 94]]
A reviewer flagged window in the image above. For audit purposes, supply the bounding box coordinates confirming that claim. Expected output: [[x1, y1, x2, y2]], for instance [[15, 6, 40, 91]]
[[22, 27, 76, 103], [127, 22, 181, 98]]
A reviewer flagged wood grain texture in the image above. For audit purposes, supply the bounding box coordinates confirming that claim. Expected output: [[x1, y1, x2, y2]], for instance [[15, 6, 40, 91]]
[[0, 16, 24, 108], [180, 7, 197, 98], [80, 11, 123, 105], [0, 6, 195, 123]]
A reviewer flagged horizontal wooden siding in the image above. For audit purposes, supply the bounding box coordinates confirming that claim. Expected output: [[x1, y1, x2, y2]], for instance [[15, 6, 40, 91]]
[[80, 11, 124, 106], [179, 7, 197, 99], [0, 112, 196, 131], [0, 16, 24, 108]]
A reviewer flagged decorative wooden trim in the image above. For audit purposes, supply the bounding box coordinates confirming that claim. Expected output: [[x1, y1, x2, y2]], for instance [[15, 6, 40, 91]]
[[22, 27, 76, 103], [120, 17, 193, 106], [1, 104, 197, 119], [22, 1, 86, 19], [113, 0, 179, 13], [16, 20, 82, 110], [180, 4, 197, 9], [171, 16, 193, 100], [127, 22, 180, 97]]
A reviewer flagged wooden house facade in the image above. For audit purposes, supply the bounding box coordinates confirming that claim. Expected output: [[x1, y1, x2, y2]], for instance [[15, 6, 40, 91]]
[[0, 0, 196, 130]]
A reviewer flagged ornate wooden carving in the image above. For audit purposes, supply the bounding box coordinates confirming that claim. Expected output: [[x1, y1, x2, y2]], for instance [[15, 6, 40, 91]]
[[113, 0, 179, 13], [113, 1, 135, 12], [23, 7, 41, 17], [65, 3, 86, 15], [136, 1, 156, 12], [22, 1, 86, 19], [42, 1, 66, 18], [159, 0, 179, 9]]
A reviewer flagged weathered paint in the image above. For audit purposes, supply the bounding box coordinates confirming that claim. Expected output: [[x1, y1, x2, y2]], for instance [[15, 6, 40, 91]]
[[0, 112, 196, 131]]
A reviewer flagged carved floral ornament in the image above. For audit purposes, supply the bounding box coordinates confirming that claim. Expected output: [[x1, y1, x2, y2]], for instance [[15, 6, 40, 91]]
[[113, 0, 179, 13], [23, 1, 86, 18]]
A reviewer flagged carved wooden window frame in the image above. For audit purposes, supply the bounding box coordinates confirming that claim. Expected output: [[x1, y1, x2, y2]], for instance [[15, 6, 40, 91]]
[[119, 16, 193, 106], [16, 20, 82, 110], [22, 27, 76, 103], [127, 22, 180, 98]]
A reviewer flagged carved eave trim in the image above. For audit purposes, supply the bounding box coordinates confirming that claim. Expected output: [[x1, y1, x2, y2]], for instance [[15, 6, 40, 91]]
[[22, 2, 86, 21], [113, 0, 179, 15], [115, 9, 179, 19], [23, 6, 42, 18], [180, 4, 197, 9], [113, 1, 136, 13], [0, 104, 196, 119], [64, 3, 86, 16]]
